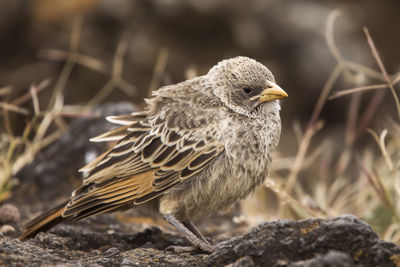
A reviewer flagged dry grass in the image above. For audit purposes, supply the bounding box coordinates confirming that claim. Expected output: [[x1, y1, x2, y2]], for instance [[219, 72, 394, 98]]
[[0, 18, 137, 202]]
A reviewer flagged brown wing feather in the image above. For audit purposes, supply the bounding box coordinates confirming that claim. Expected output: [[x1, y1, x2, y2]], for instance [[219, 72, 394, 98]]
[[106, 111, 148, 125], [62, 112, 223, 220]]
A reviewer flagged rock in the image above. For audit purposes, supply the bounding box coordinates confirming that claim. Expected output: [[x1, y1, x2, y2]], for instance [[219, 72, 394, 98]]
[[0, 225, 16, 234], [288, 251, 361, 267], [0, 203, 21, 223], [1, 215, 399, 266], [232, 256, 255, 267], [207, 215, 400, 266]]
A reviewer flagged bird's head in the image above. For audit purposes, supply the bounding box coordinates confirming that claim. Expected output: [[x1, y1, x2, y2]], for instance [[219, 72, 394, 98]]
[[208, 56, 288, 117]]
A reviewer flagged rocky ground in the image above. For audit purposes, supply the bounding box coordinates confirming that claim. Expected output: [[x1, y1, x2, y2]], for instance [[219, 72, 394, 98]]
[[1, 214, 400, 266], [1, 103, 400, 266]]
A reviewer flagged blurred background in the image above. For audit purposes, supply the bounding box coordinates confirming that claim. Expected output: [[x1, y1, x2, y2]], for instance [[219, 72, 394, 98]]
[[1, 0, 399, 243]]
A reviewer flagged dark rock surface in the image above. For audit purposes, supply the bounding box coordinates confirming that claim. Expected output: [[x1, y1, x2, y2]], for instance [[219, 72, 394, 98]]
[[1, 215, 400, 266], [209, 215, 400, 266]]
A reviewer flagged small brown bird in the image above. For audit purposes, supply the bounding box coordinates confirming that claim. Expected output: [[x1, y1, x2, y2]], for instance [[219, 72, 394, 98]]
[[19, 56, 287, 253]]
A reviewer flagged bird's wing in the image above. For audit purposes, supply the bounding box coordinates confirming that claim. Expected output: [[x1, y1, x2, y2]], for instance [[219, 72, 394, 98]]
[[63, 109, 224, 220]]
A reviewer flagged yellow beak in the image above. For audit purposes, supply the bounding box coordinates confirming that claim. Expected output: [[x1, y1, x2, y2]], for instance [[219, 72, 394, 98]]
[[257, 82, 288, 103]]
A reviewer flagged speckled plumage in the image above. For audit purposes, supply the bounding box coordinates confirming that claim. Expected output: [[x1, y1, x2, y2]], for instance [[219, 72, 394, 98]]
[[19, 56, 287, 253]]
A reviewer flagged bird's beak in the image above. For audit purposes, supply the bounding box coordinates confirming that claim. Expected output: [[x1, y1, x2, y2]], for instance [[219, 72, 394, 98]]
[[258, 82, 288, 103]]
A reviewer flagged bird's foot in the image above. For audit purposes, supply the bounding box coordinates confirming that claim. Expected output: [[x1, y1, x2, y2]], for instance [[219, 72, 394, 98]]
[[166, 244, 215, 254], [163, 214, 215, 253], [166, 245, 198, 253]]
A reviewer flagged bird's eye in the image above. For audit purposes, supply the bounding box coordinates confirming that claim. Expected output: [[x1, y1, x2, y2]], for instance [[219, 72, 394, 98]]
[[242, 88, 252, 94]]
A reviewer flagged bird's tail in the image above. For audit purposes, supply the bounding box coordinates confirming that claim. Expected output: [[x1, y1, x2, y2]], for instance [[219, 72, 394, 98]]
[[18, 200, 69, 240]]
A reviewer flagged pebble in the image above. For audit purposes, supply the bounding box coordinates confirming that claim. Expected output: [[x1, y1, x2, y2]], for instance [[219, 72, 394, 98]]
[[105, 247, 120, 256], [0, 203, 21, 223], [0, 224, 16, 234], [121, 258, 139, 267]]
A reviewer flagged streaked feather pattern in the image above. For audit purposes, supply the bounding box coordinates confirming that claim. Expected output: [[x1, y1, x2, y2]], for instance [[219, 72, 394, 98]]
[[63, 108, 224, 219]]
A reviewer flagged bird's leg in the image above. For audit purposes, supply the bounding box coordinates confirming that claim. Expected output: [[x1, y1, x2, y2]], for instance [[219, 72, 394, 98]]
[[163, 214, 215, 253], [183, 221, 212, 246]]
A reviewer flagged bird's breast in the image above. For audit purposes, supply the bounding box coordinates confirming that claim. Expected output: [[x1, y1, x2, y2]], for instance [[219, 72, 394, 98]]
[[159, 113, 281, 220], [220, 115, 281, 179]]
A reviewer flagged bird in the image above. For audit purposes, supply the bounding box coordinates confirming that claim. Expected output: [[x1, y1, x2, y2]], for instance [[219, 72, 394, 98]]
[[18, 56, 288, 253]]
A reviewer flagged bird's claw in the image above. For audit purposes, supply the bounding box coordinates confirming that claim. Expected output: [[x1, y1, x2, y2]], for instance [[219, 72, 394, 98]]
[[166, 245, 215, 254]]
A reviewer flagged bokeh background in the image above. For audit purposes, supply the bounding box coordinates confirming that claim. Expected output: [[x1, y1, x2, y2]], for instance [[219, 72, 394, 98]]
[[1, 0, 400, 243]]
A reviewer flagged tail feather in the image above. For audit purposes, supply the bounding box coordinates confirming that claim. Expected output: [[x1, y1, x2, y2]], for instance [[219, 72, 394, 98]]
[[18, 200, 69, 240]]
